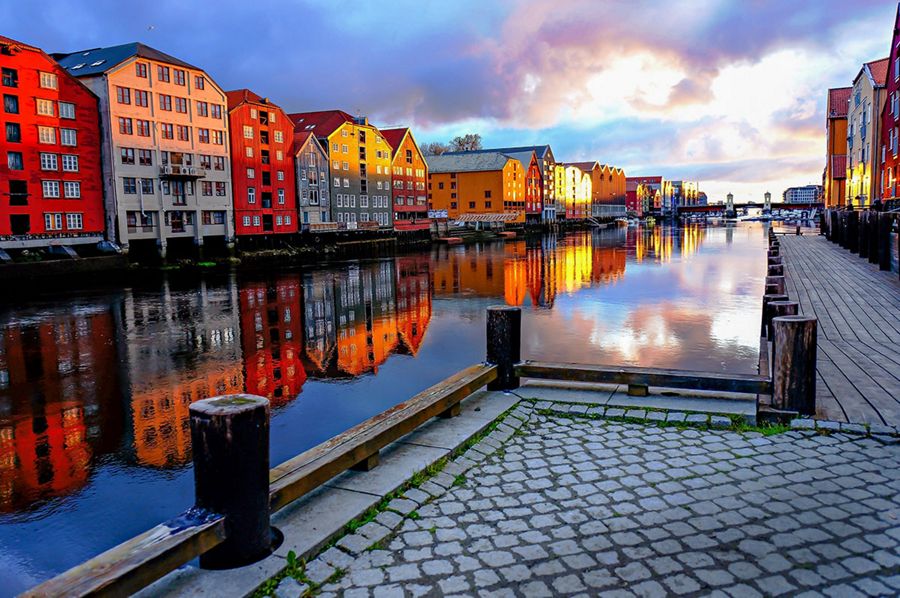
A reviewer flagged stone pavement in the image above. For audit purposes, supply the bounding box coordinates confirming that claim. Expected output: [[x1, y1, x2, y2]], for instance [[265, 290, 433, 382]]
[[278, 403, 900, 598]]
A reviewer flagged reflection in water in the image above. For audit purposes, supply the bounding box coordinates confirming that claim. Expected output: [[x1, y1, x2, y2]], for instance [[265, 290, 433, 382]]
[[0, 224, 767, 594]]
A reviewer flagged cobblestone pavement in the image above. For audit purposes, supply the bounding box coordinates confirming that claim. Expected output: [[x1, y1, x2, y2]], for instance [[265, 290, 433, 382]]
[[287, 404, 900, 597]]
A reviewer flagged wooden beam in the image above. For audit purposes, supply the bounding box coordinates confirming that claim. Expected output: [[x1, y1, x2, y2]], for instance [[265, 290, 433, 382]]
[[23, 510, 226, 598], [268, 363, 497, 512], [516, 361, 771, 395]]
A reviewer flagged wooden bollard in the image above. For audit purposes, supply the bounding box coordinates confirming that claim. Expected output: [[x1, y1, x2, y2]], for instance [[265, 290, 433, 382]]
[[768, 255, 783, 266], [772, 315, 817, 415], [768, 263, 784, 276], [767, 300, 799, 339], [761, 293, 788, 336], [190, 395, 274, 569], [486, 306, 521, 390], [847, 211, 859, 253], [859, 212, 869, 259], [768, 247, 779, 258], [765, 283, 780, 295], [869, 212, 880, 264], [879, 214, 892, 271], [765, 275, 786, 295], [830, 211, 839, 244]]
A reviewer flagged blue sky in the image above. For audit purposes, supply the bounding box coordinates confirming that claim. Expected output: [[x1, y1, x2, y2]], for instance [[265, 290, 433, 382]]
[[3, 0, 896, 200]]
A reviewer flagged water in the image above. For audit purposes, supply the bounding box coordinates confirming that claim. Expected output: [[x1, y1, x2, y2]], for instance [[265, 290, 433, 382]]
[[0, 223, 767, 594]]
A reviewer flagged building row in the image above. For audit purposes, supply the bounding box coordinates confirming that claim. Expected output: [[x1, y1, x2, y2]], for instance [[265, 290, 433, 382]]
[[2, 35, 635, 259], [624, 176, 702, 216], [823, 4, 900, 208]]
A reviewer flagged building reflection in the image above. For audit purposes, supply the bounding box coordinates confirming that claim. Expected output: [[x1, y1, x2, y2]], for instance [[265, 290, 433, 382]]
[[628, 223, 706, 264], [0, 304, 123, 513]]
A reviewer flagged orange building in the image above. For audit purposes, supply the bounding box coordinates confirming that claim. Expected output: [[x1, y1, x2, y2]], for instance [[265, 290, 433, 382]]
[[380, 127, 429, 230], [824, 87, 850, 207], [426, 152, 526, 225], [395, 255, 432, 355]]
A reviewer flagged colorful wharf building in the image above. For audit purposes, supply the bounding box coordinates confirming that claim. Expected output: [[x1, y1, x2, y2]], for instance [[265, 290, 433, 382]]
[[292, 131, 332, 228], [824, 86, 851, 207], [380, 127, 430, 230], [846, 57, 888, 208], [0, 35, 105, 255], [226, 89, 297, 240], [289, 110, 393, 228], [426, 152, 527, 225], [880, 4, 900, 205], [54, 43, 234, 258]]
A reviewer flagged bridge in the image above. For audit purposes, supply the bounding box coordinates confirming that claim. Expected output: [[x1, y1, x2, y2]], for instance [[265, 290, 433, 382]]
[[678, 202, 824, 214]]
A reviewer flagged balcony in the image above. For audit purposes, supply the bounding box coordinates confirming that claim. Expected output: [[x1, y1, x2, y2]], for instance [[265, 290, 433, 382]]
[[160, 165, 207, 179]]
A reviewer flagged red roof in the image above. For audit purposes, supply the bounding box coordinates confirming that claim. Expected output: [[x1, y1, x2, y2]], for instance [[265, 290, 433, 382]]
[[288, 110, 355, 137], [827, 87, 851, 118], [380, 127, 409, 150], [831, 155, 847, 178], [867, 58, 890, 86], [225, 88, 267, 109], [0, 35, 40, 52]]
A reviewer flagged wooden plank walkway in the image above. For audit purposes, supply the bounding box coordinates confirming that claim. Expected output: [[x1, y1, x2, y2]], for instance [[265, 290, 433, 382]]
[[780, 234, 900, 425]]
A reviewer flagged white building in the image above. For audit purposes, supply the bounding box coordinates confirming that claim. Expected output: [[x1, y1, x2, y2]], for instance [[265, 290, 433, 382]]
[[783, 185, 822, 203]]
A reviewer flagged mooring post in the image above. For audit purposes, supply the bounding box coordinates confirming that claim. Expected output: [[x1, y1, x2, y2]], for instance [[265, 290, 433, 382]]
[[761, 293, 788, 336], [486, 306, 521, 390], [772, 315, 817, 415], [869, 212, 880, 264], [847, 210, 859, 253], [190, 394, 274, 569], [879, 214, 893, 271], [767, 263, 784, 277], [830, 211, 839, 244], [768, 255, 783, 266], [765, 275, 786, 295], [767, 300, 799, 339], [768, 247, 779, 258], [859, 212, 869, 259]]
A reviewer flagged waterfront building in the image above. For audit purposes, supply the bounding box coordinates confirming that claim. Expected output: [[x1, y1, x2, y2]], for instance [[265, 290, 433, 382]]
[[226, 89, 297, 239], [824, 87, 851, 207], [380, 127, 429, 230], [846, 57, 889, 207], [395, 255, 432, 355], [627, 176, 670, 214], [292, 131, 331, 228], [571, 161, 628, 218], [783, 185, 822, 203], [289, 110, 392, 228], [0, 36, 105, 254], [54, 43, 234, 259], [625, 180, 642, 216], [426, 152, 526, 225], [880, 5, 900, 205], [671, 180, 700, 208], [557, 164, 592, 220], [698, 191, 708, 206], [611, 167, 627, 204]]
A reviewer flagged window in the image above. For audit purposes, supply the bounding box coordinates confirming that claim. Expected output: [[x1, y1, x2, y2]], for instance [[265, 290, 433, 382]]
[[173, 69, 186, 85], [37, 98, 55, 116], [140, 178, 153, 194], [5, 122, 20, 143], [63, 154, 80, 171], [42, 180, 60, 197], [174, 97, 187, 113], [274, 131, 283, 143], [116, 86, 131, 104], [195, 75, 205, 89], [214, 156, 225, 170], [60, 129, 76, 146], [38, 126, 55, 144], [7, 151, 23, 170], [215, 182, 226, 196], [484, 190, 492, 198], [198, 181, 210, 196], [121, 147, 135, 164], [39, 71, 58, 89], [44, 213, 62, 230], [331, 142, 338, 152], [438, 182, 444, 190], [40, 153, 58, 170], [135, 62, 148, 78], [159, 94, 172, 111], [212, 130, 224, 144], [196, 101, 208, 117], [2, 68, 18, 87], [247, 167, 255, 179], [276, 215, 283, 226], [277, 170, 284, 181], [260, 130, 269, 145], [66, 213, 83, 230], [242, 215, 251, 227], [286, 215, 292, 225], [468, 201, 475, 208], [243, 125, 254, 139], [118, 117, 133, 135], [136, 119, 150, 136], [3, 94, 18, 113], [161, 123, 174, 139], [157, 65, 170, 82], [245, 146, 254, 158], [253, 215, 260, 227], [343, 178, 350, 188], [341, 144, 348, 153], [247, 187, 256, 204], [336, 194, 343, 207], [59, 101, 75, 118], [210, 104, 222, 119], [485, 201, 492, 208], [177, 125, 190, 141], [278, 189, 285, 204], [198, 128, 210, 143], [64, 181, 81, 198], [342, 161, 349, 170], [123, 177, 137, 194]]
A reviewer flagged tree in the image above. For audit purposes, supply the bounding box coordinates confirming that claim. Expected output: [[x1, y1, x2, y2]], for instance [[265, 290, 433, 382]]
[[449, 133, 482, 152], [422, 141, 450, 156]]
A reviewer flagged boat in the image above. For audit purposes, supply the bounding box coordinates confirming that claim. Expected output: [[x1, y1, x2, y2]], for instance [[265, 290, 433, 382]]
[[615, 217, 628, 227], [645, 216, 656, 226]]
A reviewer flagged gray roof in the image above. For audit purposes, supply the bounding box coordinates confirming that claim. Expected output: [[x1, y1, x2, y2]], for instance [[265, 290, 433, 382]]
[[426, 152, 519, 174], [53, 42, 198, 77], [443, 145, 552, 160]]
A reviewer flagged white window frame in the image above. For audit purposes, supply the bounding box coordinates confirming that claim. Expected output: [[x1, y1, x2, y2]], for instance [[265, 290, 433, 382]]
[[66, 213, 83, 230], [42, 180, 60, 198], [60, 128, 77, 146], [64, 181, 81, 198]]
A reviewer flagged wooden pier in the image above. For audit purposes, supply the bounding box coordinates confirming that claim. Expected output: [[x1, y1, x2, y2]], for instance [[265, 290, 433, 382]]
[[779, 233, 900, 425]]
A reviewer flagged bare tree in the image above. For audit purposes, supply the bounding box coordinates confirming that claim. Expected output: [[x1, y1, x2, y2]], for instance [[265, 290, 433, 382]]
[[448, 133, 483, 152], [422, 141, 450, 155]]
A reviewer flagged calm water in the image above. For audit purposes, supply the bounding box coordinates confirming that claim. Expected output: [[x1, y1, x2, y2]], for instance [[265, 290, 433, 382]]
[[0, 223, 767, 593]]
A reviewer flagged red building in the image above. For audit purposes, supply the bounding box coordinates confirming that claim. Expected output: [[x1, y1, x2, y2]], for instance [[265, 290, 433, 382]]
[[0, 35, 104, 251], [881, 4, 900, 204], [380, 127, 429, 230], [226, 89, 297, 238], [522, 152, 543, 224]]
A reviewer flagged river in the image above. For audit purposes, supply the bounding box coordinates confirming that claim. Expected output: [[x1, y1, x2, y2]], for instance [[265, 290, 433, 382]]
[[0, 223, 767, 594]]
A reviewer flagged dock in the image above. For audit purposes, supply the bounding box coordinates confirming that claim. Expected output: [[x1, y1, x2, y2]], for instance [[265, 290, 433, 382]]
[[779, 234, 900, 425]]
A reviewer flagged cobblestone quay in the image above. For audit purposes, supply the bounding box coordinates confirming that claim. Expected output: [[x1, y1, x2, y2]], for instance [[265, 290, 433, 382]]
[[297, 405, 900, 597]]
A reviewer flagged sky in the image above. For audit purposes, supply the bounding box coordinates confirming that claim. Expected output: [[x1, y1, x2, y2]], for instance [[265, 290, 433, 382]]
[[3, 0, 897, 201]]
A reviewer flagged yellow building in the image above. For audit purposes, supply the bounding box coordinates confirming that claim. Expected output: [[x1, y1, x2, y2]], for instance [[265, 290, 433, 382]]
[[55, 43, 234, 258], [426, 152, 525, 224], [555, 164, 591, 220]]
